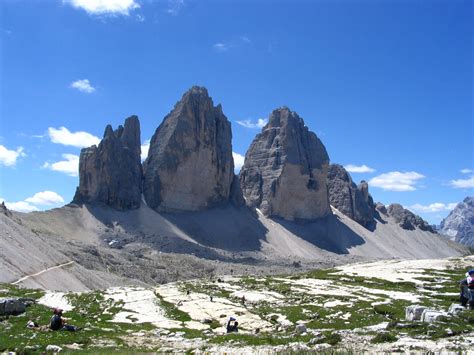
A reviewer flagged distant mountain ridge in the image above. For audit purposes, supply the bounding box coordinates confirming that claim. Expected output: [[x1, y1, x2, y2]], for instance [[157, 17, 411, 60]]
[[440, 196, 474, 247]]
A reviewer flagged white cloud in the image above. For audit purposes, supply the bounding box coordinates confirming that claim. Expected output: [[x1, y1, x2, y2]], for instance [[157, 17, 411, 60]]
[[213, 36, 251, 53], [167, 0, 184, 15], [141, 139, 150, 161], [25, 191, 65, 206], [1, 200, 39, 213], [368, 171, 425, 191], [460, 168, 473, 174], [66, 0, 140, 15], [0, 145, 26, 167], [233, 152, 245, 173], [48, 127, 100, 148], [449, 175, 474, 189], [344, 164, 375, 173], [213, 42, 232, 53], [43, 154, 79, 177], [1, 190, 65, 213], [409, 202, 457, 213], [236, 118, 268, 129], [70, 79, 96, 93]]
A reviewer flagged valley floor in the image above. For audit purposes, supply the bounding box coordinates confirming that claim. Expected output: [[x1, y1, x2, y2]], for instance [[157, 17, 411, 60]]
[[1, 256, 473, 353]]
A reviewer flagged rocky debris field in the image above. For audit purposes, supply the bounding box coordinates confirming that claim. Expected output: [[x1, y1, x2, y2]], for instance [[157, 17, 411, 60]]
[[1, 256, 473, 353]]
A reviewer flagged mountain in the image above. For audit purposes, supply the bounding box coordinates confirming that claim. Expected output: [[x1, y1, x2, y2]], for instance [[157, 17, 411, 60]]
[[143, 86, 242, 212], [440, 196, 474, 246], [327, 164, 375, 228], [1, 86, 468, 292], [239, 107, 331, 221], [73, 116, 142, 211]]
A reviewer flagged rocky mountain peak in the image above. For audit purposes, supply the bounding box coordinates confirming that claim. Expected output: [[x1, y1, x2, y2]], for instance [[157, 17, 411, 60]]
[[73, 115, 143, 210], [327, 164, 375, 228], [239, 107, 331, 221], [387, 204, 434, 233], [143, 87, 241, 212], [440, 196, 474, 246]]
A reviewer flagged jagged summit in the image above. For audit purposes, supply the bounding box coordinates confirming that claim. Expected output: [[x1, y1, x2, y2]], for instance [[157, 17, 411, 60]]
[[143, 86, 242, 212], [239, 107, 331, 221], [73, 115, 143, 211], [327, 164, 375, 228], [387, 203, 434, 233], [440, 196, 474, 246]]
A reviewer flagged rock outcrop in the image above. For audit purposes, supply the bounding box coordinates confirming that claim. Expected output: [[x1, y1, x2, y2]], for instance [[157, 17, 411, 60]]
[[375, 202, 388, 216], [239, 107, 331, 221], [73, 116, 142, 210], [0, 202, 12, 218], [440, 196, 474, 246], [387, 204, 434, 232], [143, 87, 239, 212], [327, 164, 375, 228]]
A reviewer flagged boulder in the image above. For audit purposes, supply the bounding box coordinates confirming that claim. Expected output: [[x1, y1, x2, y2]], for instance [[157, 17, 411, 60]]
[[327, 164, 375, 227], [405, 305, 427, 321], [143, 87, 239, 212], [420, 309, 448, 323], [0, 298, 27, 315], [46, 345, 63, 353], [239, 107, 331, 221], [295, 323, 307, 334], [387, 204, 435, 232], [73, 116, 142, 210], [447, 303, 466, 316]]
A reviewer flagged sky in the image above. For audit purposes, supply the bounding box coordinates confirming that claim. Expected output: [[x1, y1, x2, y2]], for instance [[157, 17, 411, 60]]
[[0, 0, 472, 224]]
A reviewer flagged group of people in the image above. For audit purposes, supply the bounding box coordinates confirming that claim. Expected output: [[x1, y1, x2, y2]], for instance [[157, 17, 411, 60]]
[[460, 269, 474, 309]]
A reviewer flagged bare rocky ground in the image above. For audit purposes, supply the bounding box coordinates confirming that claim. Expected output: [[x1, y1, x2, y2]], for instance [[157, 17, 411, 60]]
[[1, 256, 473, 353], [0, 202, 472, 352], [1, 202, 467, 291]]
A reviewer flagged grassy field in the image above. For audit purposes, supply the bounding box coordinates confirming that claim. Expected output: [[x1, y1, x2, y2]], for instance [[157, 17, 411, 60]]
[[1, 258, 473, 353]]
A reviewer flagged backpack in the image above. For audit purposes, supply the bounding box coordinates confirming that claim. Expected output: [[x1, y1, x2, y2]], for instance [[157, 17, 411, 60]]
[[50, 314, 62, 330]]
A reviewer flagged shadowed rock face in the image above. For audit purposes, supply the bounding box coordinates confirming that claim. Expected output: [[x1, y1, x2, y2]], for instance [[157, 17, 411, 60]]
[[387, 204, 435, 233], [327, 164, 375, 228], [143, 86, 239, 212], [239, 107, 331, 221], [73, 116, 142, 210]]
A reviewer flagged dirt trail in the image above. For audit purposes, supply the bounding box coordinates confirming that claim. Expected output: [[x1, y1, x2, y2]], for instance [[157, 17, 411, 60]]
[[11, 261, 75, 285]]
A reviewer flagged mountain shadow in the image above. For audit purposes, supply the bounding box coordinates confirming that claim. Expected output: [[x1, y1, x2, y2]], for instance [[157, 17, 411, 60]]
[[85, 203, 268, 259], [273, 213, 366, 254]]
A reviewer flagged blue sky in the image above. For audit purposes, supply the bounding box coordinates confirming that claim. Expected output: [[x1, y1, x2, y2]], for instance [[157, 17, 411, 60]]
[[0, 0, 472, 224]]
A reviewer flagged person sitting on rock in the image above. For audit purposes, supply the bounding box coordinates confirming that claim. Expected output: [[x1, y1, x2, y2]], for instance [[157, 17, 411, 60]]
[[49, 308, 79, 331], [460, 270, 474, 309], [226, 317, 238, 333]]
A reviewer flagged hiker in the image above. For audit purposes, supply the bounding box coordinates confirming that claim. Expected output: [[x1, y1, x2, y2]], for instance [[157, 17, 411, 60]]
[[226, 317, 238, 333], [241, 295, 246, 305], [210, 295, 213, 302], [49, 308, 79, 331], [460, 270, 474, 309]]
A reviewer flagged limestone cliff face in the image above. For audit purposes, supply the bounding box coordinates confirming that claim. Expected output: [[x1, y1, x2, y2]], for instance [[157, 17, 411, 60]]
[[73, 116, 142, 210], [387, 204, 435, 233], [239, 107, 331, 221], [143, 87, 239, 212], [327, 164, 375, 228], [440, 196, 474, 246]]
